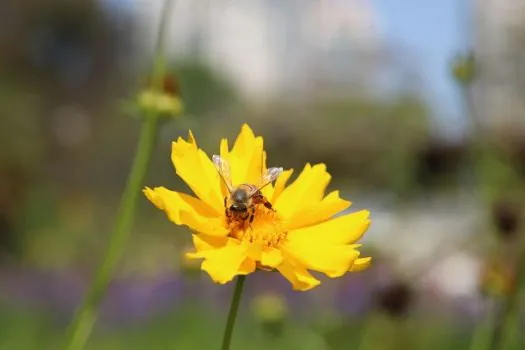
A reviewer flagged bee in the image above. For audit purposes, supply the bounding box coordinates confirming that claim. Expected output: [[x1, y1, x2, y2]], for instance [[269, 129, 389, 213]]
[[212, 154, 283, 225]]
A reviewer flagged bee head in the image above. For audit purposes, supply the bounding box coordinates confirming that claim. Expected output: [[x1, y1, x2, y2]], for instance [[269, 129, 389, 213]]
[[230, 202, 248, 212]]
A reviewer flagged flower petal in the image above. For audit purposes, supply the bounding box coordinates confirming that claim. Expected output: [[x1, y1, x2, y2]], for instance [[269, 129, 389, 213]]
[[271, 169, 293, 203], [274, 164, 331, 219], [287, 210, 370, 245], [285, 190, 351, 230], [179, 210, 229, 236], [282, 241, 359, 278], [188, 243, 255, 284], [227, 124, 265, 186], [277, 260, 320, 291], [349, 257, 372, 272], [238, 258, 257, 275], [144, 187, 217, 224], [171, 131, 223, 213], [261, 247, 283, 268], [192, 234, 229, 252]]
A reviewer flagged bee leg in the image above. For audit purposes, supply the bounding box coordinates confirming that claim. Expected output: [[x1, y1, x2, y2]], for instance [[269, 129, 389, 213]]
[[264, 201, 275, 211], [246, 208, 255, 231], [224, 197, 227, 208]]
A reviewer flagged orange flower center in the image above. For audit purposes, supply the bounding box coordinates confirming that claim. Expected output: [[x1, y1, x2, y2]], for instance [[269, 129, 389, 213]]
[[228, 206, 287, 247]]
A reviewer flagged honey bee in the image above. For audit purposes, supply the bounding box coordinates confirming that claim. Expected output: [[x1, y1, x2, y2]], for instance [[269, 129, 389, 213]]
[[212, 154, 283, 225]]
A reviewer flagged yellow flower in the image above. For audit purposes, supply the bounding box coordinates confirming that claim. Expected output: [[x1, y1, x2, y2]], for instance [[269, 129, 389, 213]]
[[144, 124, 371, 291]]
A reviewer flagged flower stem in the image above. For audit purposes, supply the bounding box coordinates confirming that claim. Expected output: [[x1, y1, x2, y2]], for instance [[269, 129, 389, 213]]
[[221, 276, 246, 350], [498, 237, 525, 350], [64, 1, 174, 349], [65, 115, 158, 350]]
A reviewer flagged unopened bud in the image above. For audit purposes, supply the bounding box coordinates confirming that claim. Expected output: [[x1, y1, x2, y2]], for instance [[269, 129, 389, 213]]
[[479, 260, 515, 298], [251, 292, 288, 336], [137, 74, 183, 117], [451, 53, 476, 86]]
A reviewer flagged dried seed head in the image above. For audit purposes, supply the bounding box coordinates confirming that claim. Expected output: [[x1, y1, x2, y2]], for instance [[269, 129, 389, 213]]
[[375, 281, 413, 318], [492, 200, 520, 241]]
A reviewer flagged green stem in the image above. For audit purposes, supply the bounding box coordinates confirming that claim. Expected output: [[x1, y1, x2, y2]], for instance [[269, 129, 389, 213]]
[[221, 276, 246, 350], [65, 115, 158, 350], [469, 299, 498, 350], [499, 237, 525, 350], [65, 1, 174, 349]]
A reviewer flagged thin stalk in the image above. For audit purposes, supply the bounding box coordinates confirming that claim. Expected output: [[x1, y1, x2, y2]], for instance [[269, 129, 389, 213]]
[[221, 276, 246, 350], [469, 299, 498, 350], [64, 1, 174, 349], [499, 236, 525, 350], [65, 116, 158, 350]]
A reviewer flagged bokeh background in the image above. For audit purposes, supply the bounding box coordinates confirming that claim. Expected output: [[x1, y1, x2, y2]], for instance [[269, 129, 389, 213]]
[[1, 0, 525, 349]]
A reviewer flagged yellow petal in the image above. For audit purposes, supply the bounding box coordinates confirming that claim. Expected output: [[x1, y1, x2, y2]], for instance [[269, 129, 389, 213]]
[[277, 260, 320, 291], [349, 257, 372, 272], [238, 258, 257, 275], [228, 124, 265, 185], [259, 150, 278, 200], [143, 187, 217, 224], [271, 169, 293, 203], [171, 131, 223, 213], [287, 210, 370, 245], [192, 234, 229, 252], [261, 247, 283, 268], [188, 243, 254, 284], [282, 242, 359, 278], [274, 164, 331, 218], [179, 210, 229, 236], [218, 138, 231, 197], [144, 187, 226, 235], [285, 191, 351, 230], [242, 244, 283, 269]]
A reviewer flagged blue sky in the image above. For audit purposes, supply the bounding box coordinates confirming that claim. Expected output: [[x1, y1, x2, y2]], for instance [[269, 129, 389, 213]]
[[373, 0, 471, 140], [105, 0, 471, 139]]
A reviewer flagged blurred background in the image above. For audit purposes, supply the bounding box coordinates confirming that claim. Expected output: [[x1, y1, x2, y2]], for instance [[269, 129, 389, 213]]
[[1, 0, 525, 349]]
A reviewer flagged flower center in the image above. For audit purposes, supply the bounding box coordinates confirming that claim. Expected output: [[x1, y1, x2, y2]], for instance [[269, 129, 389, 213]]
[[228, 206, 287, 247]]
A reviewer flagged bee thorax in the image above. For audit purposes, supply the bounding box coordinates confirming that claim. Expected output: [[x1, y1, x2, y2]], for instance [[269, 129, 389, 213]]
[[232, 188, 250, 203]]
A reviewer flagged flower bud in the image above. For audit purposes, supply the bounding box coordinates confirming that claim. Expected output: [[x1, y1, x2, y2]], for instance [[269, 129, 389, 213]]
[[251, 292, 288, 336], [137, 74, 183, 117], [451, 53, 476, 85], [479, 260, 515, 298]]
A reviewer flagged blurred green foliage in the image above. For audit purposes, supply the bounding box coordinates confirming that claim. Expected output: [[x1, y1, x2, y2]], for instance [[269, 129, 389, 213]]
[[0, 304, 484, 350], [174, 59, 238, 118]]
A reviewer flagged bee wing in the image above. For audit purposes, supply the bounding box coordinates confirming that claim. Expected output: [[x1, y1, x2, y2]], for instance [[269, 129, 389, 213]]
[[212, 154, 233, 193], [255, 167, 284, 192]]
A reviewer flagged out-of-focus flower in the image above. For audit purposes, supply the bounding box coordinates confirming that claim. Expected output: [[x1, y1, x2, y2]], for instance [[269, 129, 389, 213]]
[[137, 75, 183, 117], [375, 281, 413, 317], [479, 260, 515, 298], [492, 200, 520, 241], [144, 124, 371, 291], [451, 53, 476, 85], [415, 141, 465, 187], [251, 292, 288, 336]]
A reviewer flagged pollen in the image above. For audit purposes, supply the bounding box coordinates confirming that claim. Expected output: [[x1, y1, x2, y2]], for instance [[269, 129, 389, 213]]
[[229, 206, 287, 247]]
